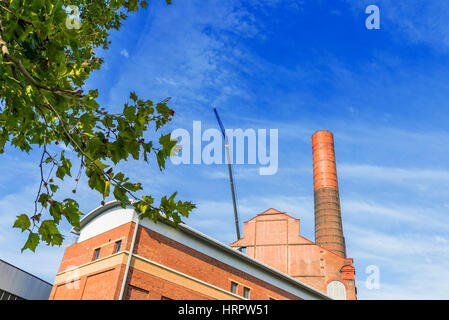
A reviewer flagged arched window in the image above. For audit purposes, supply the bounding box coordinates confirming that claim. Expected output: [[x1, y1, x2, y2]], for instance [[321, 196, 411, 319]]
[[327, 281, 346, 300]]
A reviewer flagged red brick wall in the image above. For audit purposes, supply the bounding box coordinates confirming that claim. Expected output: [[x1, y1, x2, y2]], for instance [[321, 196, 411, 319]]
[[125, 283, 150, 300], [51, 221, 310, 300], [57, 222, 135, 273], [81, 268, 119, 300], [50, 222, 134, 300], [133, 226, 301, 300], [50, 264, 126, 300], [231, 211, 356, 299], [51, 280, 81, 300], [124, 268, 213, 300]]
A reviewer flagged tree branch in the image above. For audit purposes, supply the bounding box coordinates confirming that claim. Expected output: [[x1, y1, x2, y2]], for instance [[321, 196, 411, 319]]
[[0, 4, 14, 15], [0, 25, 83, 99], [5, 55, 84, 98]]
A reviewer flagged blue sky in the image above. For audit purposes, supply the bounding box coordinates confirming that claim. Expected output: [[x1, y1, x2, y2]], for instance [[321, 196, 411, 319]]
[[2, 0, 449, 299]]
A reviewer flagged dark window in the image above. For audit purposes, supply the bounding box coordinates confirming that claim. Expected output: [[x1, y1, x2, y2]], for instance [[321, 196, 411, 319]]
[[115, 240, 122, 253], [241, 247, 247, 254], [243, 287, 250, 299], [161, 296, 172, 300], [230, 281, 238, 294], [0, 290, 9, 300], [93, 248, 100, 260], [0, 289, 23, 300], [269, 297, 277, 300]]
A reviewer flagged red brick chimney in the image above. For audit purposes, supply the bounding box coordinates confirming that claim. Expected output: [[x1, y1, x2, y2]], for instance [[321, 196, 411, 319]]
[[312, 131, 346, 258]]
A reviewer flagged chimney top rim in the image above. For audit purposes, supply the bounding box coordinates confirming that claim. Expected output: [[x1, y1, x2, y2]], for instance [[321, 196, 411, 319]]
[[312, 130, 334, 137]]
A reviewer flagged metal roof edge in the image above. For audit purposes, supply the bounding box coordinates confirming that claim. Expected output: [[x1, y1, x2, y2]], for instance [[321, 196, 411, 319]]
[[178, 223, 331, 300], [0, 259, 53, 286]]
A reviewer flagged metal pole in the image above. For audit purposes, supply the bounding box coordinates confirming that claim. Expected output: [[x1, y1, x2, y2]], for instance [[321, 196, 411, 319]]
[[213, 108, 241, 242], [225, 138, 241, 240]]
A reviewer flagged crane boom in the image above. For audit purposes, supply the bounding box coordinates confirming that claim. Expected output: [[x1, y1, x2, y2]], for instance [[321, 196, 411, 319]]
[[213, 108, 241, 241]]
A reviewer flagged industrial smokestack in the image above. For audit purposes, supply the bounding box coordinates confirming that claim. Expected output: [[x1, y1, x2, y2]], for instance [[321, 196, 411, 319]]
[[312, 130, 346, 258]]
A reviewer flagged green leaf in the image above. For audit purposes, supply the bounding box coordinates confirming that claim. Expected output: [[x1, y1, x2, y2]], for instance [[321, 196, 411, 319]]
[[62, 199, 82, 228], [31, 0, 43, 11], [49, 201, 63, 224], [38, 193, 50, 208], [13, 214, 31, 232], [21, 232, 39, 252], [142, 195, 154, 204], [56, 151, 72, 180], [56, 166, 66, 180], [104, 180, 111, 198], [123, 182, 142, 192], [94, 159, 109, 170], [39, 220, 63, 246], [113, 186, 129, 208], [114, 172, 125, 181], [177, 201, 196, 218], [124, 105, 136, 121], [130, 92, 138, 101], [50, 184, 59, 193], [10, 0, 21, 11]]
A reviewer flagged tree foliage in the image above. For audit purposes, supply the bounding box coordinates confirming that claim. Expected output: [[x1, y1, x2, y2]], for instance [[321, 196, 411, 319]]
[[0, 0, 195, 252]]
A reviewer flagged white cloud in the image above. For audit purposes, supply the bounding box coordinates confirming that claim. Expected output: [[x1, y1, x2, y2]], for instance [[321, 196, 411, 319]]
[[342, 200, 418, 223], [341, 200, 449, 231], [340, 164, 449, 182], [435, 236, 449, 245], [120, 49, 129, 58], [105, 0, 274, 114], [348, 224, 449, 299], [347, 224, 449, 257]]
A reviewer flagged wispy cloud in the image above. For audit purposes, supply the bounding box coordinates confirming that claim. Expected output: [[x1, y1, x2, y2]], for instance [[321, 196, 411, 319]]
[[120, 49, 129, 58], [347, 224, 449, 299], [340, 164, 449, 182], [347, 0, 449, 53]]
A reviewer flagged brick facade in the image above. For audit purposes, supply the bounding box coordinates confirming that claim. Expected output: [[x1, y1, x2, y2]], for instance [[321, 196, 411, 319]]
[[50, 220, 314, 300], [230, 208, 356, 300]]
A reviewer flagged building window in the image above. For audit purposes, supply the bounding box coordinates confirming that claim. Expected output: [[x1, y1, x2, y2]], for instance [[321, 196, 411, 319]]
[[93, 248, 100, 261], [0, 289, 23, 300], [241, 247, 247, 254], [243, 287, 250, 299], [327, 281, 346, 300], [230, 281, 238, 294], [115, 240, 122, 253], [161, 296, 172, 300]]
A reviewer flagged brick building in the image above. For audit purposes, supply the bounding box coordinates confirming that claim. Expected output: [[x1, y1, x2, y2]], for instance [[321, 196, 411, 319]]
[[49, 202, 328, 300], [230, 208, 356, 300], [50, 130, 355, 300]]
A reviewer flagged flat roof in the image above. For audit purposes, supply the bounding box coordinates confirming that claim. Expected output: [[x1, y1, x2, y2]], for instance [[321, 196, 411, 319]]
[[0, 259, 52, 286]]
